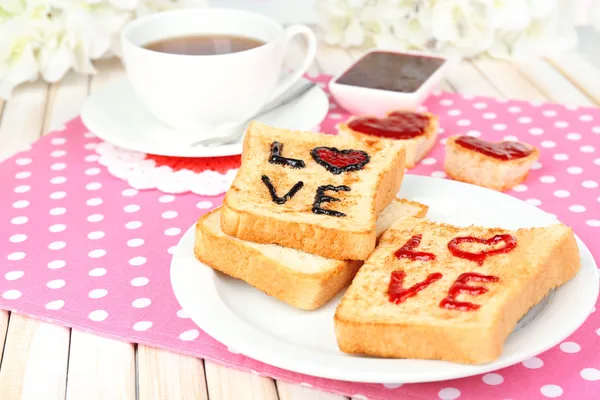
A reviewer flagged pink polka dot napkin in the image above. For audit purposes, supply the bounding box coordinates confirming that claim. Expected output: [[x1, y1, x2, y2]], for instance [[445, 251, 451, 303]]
[[1, 75, 599, 400]]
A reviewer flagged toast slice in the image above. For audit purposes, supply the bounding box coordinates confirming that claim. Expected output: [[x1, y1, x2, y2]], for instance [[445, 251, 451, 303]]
[[334, 217, 580, 364], [444, 135, 540, 192], [338, 111, 438, 168], [195, 199, 429, 310], [221, 121, 406, 261]]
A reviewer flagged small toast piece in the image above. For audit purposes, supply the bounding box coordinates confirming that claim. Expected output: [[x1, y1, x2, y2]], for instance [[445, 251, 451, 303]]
[[221, 121, 406, 261], [444, 135, 540, 191], [334, 217, 580, 364], [338, 111, 438, 168], [195, 199, 428, 310]]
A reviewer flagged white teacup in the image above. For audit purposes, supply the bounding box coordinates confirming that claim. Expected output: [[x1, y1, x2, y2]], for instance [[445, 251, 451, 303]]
[[120, 8, 317, 137]]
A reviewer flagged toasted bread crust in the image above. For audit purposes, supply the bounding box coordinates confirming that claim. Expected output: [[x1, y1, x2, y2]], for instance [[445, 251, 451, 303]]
[[444, 135, 540, 192], [337, 111, 439, 168]]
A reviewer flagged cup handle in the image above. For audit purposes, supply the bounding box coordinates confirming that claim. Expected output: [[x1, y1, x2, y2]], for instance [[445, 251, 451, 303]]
[[266, 24, 318, 103]]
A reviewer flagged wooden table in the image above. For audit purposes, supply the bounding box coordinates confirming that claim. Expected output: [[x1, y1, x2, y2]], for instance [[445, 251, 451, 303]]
[[1, 36, 599, 400]]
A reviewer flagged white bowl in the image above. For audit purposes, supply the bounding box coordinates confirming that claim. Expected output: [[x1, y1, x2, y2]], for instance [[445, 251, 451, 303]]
[[328, 48, 459, 117]]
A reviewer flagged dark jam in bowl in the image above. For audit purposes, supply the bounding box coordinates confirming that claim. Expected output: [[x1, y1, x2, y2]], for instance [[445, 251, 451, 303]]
[[335, 51, 446, 93]]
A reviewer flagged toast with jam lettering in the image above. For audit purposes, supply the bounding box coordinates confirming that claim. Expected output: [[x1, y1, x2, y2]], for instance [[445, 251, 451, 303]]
[[221, 121, 406, 261], [334, 216, 580, 364], [444, 135, 540, 192], [195, 199, 429, 310], [337, 110, 439, 168]]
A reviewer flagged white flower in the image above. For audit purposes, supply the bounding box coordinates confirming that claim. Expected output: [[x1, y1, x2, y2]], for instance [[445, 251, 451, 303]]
[[0, 18, 39, 98]]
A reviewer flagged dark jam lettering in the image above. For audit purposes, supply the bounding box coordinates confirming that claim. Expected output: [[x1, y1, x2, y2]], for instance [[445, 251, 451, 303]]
[[312, 185, 351, 217], [394, 234, 436, 261], [347, 112, 429, 140], [388, 270, 443, 305], [310, 147, 370, 175], [439, 272, 500, 311], [261, 175, 304, 205], [448, 234, 517, 265], [455, 136, 533, 161], [268, 141, 306, 169]]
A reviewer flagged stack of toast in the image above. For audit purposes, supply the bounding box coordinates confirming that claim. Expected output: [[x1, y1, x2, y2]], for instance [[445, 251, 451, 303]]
[[193, 120, 580, 364]]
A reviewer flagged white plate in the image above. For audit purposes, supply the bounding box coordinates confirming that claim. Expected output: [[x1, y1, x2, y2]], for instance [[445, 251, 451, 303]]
[[170, 175, 599, 384], [81, 77, 329, 158]]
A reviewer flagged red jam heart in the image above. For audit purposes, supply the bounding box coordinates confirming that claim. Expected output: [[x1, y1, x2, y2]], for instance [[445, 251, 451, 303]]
[[455, 136, 533, 161], [310, 147, 370, 175], [347, 111, 430, 140], [448, 234, 517, 265]]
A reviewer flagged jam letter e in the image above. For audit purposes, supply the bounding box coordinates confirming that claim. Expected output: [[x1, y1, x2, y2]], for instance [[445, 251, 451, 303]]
[[439, 272, 499, 311], [312, 185, 351, 217]]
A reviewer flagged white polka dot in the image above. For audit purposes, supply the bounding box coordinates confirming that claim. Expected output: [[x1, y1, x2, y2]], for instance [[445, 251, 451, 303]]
[[86, 198, 103, 206], [541, 140, 556, 148], [580, 114, 594, 122], [132, 298, 151, 308], [456, 119, 471, 126], [465, 130, 481, 137], [177, 309, 190, 318], [196, 201, 213, 209], [559, 341, 581, 353], [133, 321, 153, 331], [129, 256, 146, 266], [540, 176, 556, 183], [503, 135, 518, 141], [440, 99, 453, 106], [540, 384, 563, 398], [88, 310, 108, 321], [482, 373, 503, 385], [508, 106, 521, 113], [473, 102, 487, 109], [580, 145, 595, 153], [126, 221, 142, 229], [2, 290, 22, 300], [88, 289, 108, 299], [162, 211, 178, 219], [518, 116, 532, 123], [51, 150, 66, 157], [85, 168, 100, 176], [12, 200, 30, 209], [15, 171, 31, 179], [492, 123, 507, 131], [556, 121, 569, 128], [526, 199, 542, 206], [50, 176, 66, 184], [121, 189, 138, 197], [567, 166, 583, 175], [9, 234, 27, 243], [50, 207, 67, 216], [438, 387, 461, 400], [447, 109, 461, 116], [513, 184, 528, 192], [543, 110, 557, 117], [84, 143, 97, 150], [87, 214, 104, 222], [431, 171, 446, 178], [554, 190, 570, 198], [421, 158, 437, 165], [131, 277, 149, 287], [89, 268, 107, 277], [553, 153, 569, 161], [581, 368, 600, 381], [534, 161, 543, 170], [164, 228, 181, 236], [7, 252, 25, 261], [440, 138, 448, 145], [5, 271, 24, 280], [482, 112, 497, 119], [50, 191, 67, 200], [383, 383, 403, 389], [14, 185, 30, 193], [46, 279, 65, 289], [87, 231, 105, 240], [45, 300, 64, 310], [569, 205, 586, 213], [329, 113, 342, 119], [48, 260, 65, 269], [595, 158, 600, 166], [16, 157, 32, 165], [86, 182, 102, 190], [88, 249, 106, 258], [529, 128, 544, 135], [49, 224, 66, 233], [159, 195, 175, 203], [587, 220, 600, 227], [11, 216, 28, 225], [523, 357, 544, 369], [566, 132, 581, 141], [583, 180, 598, 188], [167, 246, 177, 255], [51, 137, 66, 145], [85, 154, 99, 162], [50, 162, 66, 171], [127, 238, 144, 247], [179, 329, 199, 341], [48, 241, 66, 250], [124, 204, 140, 213]]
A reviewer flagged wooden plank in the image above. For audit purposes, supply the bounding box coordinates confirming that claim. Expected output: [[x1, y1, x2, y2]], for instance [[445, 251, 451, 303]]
[[137, 345, 208, 400], [471, 58, 546, 101], [546, 53, 600, 105], [0, 311, 8, 361], [277, 380, 349, 400], [314, 44, 353, 76], [42, 72, 90, 134], [445, 61, 500, 97], [65, 331, 135, 400], [205, 361, 278, 400], [0, 314, 69, 400]]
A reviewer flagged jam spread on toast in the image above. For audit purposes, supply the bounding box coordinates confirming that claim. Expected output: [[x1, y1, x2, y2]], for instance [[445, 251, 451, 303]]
[[311, 147, 370, 175], [388, 270, 443, 305], [347, 112, 429, 140], [312, 185, 351, 217], [261, 175, 304, 205], [394, 234, 436, 261], [440, 272, 499, 311], [448, 234, 517, 265], [455, 136, 533, 161], [268, 141, 306, 169]]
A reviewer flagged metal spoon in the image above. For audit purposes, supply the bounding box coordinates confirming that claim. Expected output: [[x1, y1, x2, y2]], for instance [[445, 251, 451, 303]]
[[189, 81, 317, 148]]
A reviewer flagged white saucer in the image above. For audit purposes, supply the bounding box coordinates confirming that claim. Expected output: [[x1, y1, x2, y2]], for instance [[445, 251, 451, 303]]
[[170, 175, 599, 384], [81, 77, 329, 158]]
